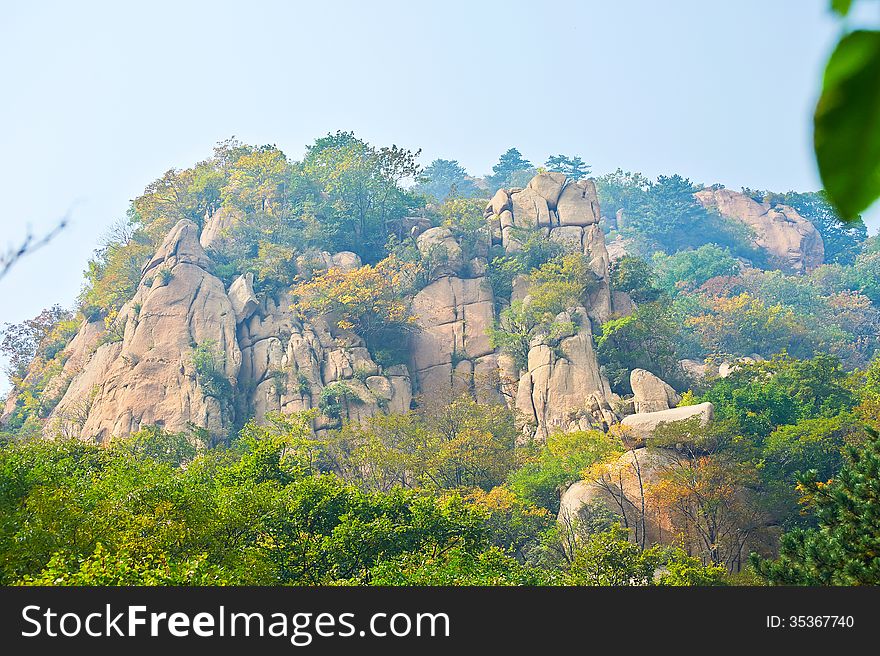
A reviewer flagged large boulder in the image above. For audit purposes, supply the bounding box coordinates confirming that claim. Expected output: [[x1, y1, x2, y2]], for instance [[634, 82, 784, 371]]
[[200, 205, 244, 251], [558, 447, 683, 547], [417, 226, 464, 277], [695, 188, 824, 273], [620, 402, 714, 441], [228, 273, 259, 324], [630, 369, 681, 413], [526, 172, 568, 210], [556, 179, 600, 227]]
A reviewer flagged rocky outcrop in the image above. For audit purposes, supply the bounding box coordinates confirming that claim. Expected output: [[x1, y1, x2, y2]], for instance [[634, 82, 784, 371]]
[[630, 369, 680, 413], [416, 226, 464, 277], [46, 221, 410, 443], [695, 188, 824, 273], [485, 173, 616, 324], [1, 317, 107, 426], [50, 220, 242, 442], [25, 171, 624, 447], [294, 250, 362, 276], [514, 307, 616, 441], [620, 402, 714, 442], [237, 294, 412, 429], [680, 358, 710, 383]]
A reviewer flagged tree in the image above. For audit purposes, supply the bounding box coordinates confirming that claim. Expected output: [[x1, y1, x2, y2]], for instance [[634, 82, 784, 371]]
[[561, 524, 727, 586], [414, 159, 480, 201], [701, 353, 856, 440], [1, 306, 74, 381], [489, 254, 599, 372], [650, 419, 762, 569], [609, 255, 662, 304], [507, 430, 622, 514], [487, 148, 533, 190], [595, 171, 758, 258], [364, 546, 549, 585], [753, 427, 880, 585], [652, 244, 740, 296], [596, 303, 685, 393], [544, 154, 590, 180], [685, 292, 810, 359], [438, 195, 490, 264], [19, 544, 226, 586], [291, 254, 420, 356], [303, 131, 422, 259]]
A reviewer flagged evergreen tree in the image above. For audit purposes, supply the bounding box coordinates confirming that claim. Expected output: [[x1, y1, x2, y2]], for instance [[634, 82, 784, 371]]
[[544, 154, 590, 180], [414, 159, 479, 201], [752, 426, 880, 585], [488, 148, 533, 189]]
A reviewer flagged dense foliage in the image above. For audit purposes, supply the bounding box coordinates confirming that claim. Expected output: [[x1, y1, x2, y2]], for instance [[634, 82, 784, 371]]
[[2, 132, 879, 587]]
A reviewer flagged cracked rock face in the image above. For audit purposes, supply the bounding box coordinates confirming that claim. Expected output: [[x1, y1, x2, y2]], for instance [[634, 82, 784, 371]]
[[50, 220, 242, 442], [409, 275, 497, 404], [695, 188, 824, 273], [514, 307, 615, 441], [237, 293, 412, 432], [48, 222, 411, 442], [485, 173, 615, 324]]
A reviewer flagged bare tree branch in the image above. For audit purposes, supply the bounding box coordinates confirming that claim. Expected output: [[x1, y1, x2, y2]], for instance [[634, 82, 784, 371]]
[[0, 218, 68, 281]]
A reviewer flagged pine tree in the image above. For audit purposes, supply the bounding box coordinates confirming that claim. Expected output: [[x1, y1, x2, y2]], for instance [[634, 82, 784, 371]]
[[752, 426, 880, 585], [488, 148, 532, 189], [544, 154, 590, 180]]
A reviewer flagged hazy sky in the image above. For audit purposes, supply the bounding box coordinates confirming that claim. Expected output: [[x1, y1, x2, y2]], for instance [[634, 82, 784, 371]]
[[0, 0, 876, 392]]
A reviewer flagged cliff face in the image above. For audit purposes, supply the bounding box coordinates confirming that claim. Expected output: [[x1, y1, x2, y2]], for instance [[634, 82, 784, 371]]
[[28, 172, 632, 444], [48, 222, 412, 442], [50, 220, 242, 441]]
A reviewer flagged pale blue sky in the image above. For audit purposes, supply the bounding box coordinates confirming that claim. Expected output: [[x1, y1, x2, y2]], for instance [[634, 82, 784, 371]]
[[0, 0, 876, 391]]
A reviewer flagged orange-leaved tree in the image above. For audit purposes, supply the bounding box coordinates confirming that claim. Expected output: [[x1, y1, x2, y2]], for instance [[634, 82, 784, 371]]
[[291, 255, 421, 345]]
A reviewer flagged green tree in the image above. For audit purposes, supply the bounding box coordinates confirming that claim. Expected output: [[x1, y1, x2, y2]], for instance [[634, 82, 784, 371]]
[[779, 191, 867, 265], [487, 148, 533, 190], [702, 354, 856, 440], [609, 255, 662, 304], [596, 303, 685, 393], [652, 244, 740, 296], [507, 430, 623, 513], [414, 158, 480, 201], [752, 427, 880, 585], [303, 131, 422, 260], [544, 154, 590, 180]]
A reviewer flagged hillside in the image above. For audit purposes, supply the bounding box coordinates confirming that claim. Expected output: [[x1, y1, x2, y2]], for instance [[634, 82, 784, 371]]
[[1, 133, 879, 585]]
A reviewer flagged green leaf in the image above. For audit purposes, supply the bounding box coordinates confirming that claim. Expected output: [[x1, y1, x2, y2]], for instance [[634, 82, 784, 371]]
[[831, 0, 853, 17], [814, 30, 880, 221]]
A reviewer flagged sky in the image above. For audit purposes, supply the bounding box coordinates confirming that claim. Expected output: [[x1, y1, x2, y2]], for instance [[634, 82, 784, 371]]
[[0, 0, 876, 393]]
